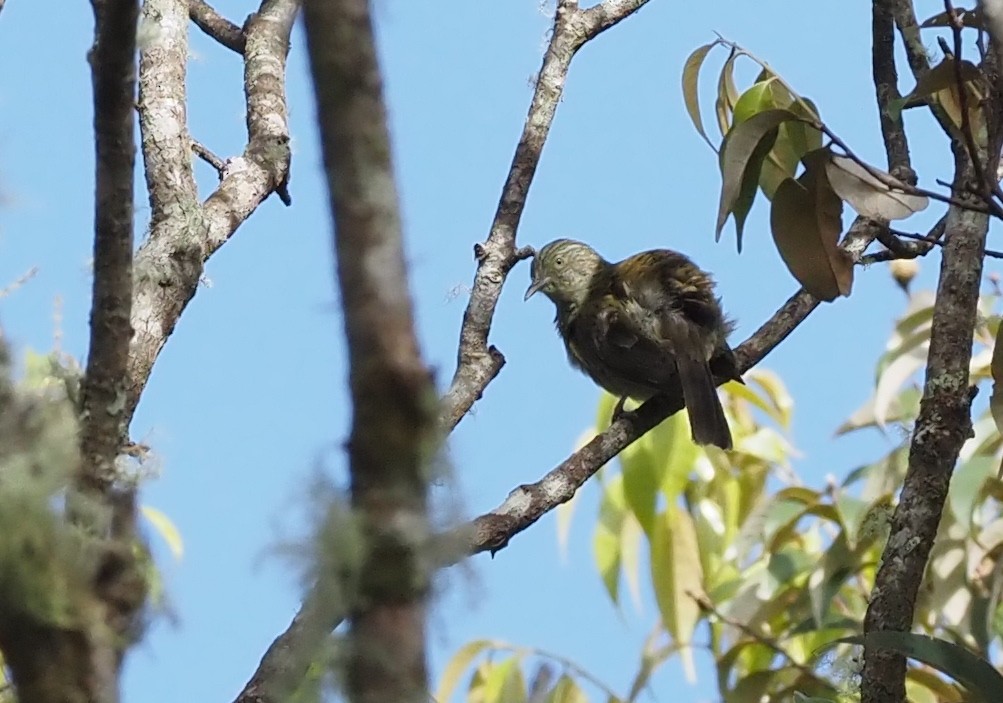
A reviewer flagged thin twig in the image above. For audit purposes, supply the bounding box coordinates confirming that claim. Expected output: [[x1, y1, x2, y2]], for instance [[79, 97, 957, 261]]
[[492, 643, 622, 702], [192, 139, 225, 179], [945, 0, 1003, 218], [688, 591, 824, 683], [0, 267, 38, 299], [872, 0, 915, 183], [189, 0, 245, 53]]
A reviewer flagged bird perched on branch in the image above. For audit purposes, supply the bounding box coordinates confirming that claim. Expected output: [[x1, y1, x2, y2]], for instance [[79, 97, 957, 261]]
[[524, 239, 742, 450]]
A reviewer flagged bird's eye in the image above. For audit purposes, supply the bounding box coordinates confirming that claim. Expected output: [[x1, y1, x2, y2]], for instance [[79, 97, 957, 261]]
[[555, 256, 564, 266]]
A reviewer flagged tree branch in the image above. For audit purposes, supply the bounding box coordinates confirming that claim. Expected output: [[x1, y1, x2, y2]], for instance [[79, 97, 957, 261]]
[[888, 0, 930, 79], [189, 0, 245, 54], [125, 0, 297, 427], [80, 0, 139, 494], [979, 0, 1003, 74], [302, 1, 437, 703], [861, 157, 989, 701], [440, 0, 653, 432], [78, 0, 147, 663], [873, 0, 915, 183], [0, 2, 140, 701]]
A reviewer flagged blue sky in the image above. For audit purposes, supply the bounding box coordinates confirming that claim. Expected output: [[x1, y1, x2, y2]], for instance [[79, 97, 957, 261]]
[[0, 0, 973, 701]]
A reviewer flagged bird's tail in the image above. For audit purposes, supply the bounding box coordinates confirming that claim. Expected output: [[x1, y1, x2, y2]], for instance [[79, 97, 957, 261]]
[[676, 350, 732, 450]]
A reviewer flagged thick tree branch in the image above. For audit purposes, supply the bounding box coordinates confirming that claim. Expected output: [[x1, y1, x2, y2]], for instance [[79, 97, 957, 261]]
[[440, 0, 653, 432], [138, 0, 198, 223], [80, 0, 139, 493], [302, 2, 437, 703], [0, 2, 140, 702], [79, 0, 147, 670], [861, 155, 989, 702], [873, 0, 915, 183], [189, 0, 245, 54], [125, 0, 296, 427]]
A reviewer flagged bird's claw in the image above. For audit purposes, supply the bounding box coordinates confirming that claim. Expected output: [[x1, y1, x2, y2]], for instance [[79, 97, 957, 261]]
[[611, 396, 633, 424]]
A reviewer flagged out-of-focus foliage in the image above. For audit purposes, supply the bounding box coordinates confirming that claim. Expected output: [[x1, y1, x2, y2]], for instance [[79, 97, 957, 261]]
[[437, 269, 1003, 702]]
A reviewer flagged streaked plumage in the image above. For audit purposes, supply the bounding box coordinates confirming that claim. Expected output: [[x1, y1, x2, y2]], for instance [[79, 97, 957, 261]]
[[525, 238, 742, 449]]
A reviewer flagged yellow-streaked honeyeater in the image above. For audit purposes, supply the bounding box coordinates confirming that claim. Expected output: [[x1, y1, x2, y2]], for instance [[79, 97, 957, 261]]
[[525, 239, 742, 450]]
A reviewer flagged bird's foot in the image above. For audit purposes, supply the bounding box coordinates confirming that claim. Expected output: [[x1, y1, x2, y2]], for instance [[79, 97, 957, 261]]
[[610, 396, 634, 425]]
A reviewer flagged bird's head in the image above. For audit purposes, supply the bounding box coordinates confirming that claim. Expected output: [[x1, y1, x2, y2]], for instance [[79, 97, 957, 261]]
[[524, 238, 605, 307]]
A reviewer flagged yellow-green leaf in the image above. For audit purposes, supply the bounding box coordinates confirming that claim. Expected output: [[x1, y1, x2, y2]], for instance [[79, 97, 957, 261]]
[[436, 640, 493, 703], [594, 474, 627, 606], [650, 507, 704, 645], [141, 505, 183, 560], [682, 42, 718, 151], [481, 656, 527, 703], [546, 675, 590, 703]]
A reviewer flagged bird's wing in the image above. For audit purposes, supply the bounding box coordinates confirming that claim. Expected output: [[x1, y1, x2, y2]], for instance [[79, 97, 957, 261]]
[[582, 293, 679, 392], [617, 251, 744, 384]]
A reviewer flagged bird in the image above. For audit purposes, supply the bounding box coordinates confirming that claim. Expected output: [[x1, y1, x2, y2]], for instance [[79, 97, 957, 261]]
[[524, 238, 742, 450]]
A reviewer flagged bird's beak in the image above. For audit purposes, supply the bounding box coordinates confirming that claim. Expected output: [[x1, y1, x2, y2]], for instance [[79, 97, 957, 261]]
[[524, 277, 550, 301]]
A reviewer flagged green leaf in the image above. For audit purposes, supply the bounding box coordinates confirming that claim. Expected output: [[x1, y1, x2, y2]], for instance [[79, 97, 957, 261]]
[[681, 42, 718, 151], [650, 508, 704, 645], [620, 514, 644, 613], [655, 413, 699, 504], [992, 317, 1003, 478], [746, 369, 794, 429], [436, 640, 493, 703], [808, 535, 854, 627], [836, 385, 922, 436], [620, 436, 659, 536], [874, 344, 927, 428], [717, 109, 798, 243], [732, 79, 780, 123], [594, 475, 627, 606], [838, 632, 1003, 703], [833, 495, 871, 549], [948, 455, 993, 529]]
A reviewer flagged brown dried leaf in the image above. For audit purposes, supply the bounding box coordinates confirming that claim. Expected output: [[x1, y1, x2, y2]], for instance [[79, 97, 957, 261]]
[[825, 155, 929, 221], [903, 58, 983, 104], [770, 151, 850, 301]]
